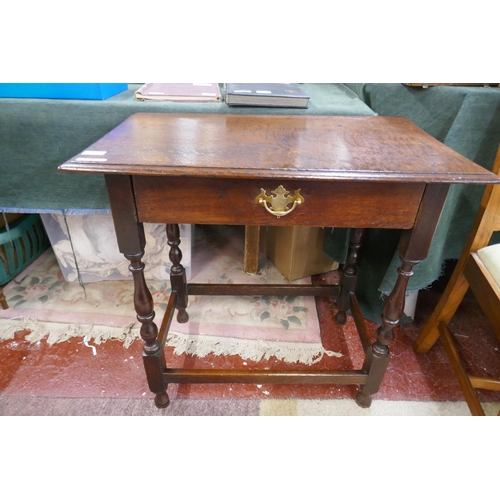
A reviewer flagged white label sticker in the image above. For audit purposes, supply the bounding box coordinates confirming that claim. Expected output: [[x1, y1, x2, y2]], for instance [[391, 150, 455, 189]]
[[81, 150, 107, 155], [75, 157, 108, 162], [256, 90, 272, 94], [233, 90, 251, 93]]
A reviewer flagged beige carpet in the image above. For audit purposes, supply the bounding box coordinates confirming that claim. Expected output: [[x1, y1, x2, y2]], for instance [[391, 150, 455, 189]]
[[0, 225, 340, 365]]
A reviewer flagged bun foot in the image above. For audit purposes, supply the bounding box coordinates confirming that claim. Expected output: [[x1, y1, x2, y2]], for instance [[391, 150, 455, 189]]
[[355, 391, 372, 408], [177, 309, 189, 323], [155, 392, 170, 408], [335, 310, 347, 325]]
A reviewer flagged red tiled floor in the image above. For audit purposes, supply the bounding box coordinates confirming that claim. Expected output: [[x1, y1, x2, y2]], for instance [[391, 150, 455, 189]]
[[1, 260, 499, 407]]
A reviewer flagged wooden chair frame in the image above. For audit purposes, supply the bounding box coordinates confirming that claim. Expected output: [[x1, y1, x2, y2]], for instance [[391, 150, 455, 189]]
[[413, 146, 500, 415]]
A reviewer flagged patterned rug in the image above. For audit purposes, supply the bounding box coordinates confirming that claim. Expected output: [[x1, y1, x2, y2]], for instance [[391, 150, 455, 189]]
[[0, 225, 340, 365]]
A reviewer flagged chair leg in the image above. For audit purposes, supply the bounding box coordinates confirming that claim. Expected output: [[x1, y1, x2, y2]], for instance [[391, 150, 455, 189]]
[[414, 271, 470, 353], [438, 321, 485, 416]]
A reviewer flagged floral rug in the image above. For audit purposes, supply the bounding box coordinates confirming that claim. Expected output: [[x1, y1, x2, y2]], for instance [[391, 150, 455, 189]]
[[0, 225, 340, 365]]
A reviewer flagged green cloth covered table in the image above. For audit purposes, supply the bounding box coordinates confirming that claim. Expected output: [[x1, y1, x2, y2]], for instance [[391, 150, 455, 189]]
[[0, 83, 374, 214], [322, 84, 500, 322]]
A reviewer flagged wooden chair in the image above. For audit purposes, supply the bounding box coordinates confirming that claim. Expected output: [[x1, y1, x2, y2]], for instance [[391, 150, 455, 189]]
[[413, 146, 500, 415]]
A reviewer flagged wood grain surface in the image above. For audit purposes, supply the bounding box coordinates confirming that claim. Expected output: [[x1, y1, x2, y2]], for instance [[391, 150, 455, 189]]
[[60, 113, 499, 184]]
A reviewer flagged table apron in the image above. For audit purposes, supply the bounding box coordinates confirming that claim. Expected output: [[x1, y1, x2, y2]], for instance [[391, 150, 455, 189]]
[[133, 176, 426, 228]]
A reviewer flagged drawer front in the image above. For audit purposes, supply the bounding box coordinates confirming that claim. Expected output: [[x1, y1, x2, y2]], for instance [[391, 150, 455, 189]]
[[134, 176, 425, 229]]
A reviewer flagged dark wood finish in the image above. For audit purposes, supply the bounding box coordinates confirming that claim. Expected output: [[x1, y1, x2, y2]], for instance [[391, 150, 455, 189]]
[[104, 174, 169, 407], [133, 177, 424, 228], [349, 293, 373, 353], [104, 175, 145, 256], [166, 224, 189, 323], [157, 291, 178, 348], [61, 114, 495, 184], [128, 249, 169, 408], [397, 184, 451, 262], [357, 255, 415, 407], [356, 344, 391, 408], [413, 146, 500, 415], [382, 184, 451, 341], [355, 184, 451, 407], [59, 113, 500, 410], [187, 283, 340, 297], [164, 369, 368, 385], [336, 228, 365, 324]]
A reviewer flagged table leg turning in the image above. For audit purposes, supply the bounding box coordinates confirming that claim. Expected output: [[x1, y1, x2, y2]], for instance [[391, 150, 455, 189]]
[[336, 228, 365, 325], [126, 250, 169, 408], [166, 224, 189, 323], [355, 184, 450, 407], [356, 255, 418, 407]]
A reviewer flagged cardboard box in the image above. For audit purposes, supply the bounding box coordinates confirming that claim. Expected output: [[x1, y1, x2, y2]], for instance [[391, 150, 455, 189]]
[[260, 226, 338, 281], [41, 214, 192, 283], [0, 83, 128, 100]]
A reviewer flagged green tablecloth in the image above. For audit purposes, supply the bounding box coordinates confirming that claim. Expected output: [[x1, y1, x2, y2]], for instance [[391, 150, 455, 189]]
[[0, 83, 374, 214], [323, 84, 500, 322]]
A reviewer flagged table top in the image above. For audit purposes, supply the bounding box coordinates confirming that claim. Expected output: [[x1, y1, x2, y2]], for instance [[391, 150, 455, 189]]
[[60, 113, 500, 184]]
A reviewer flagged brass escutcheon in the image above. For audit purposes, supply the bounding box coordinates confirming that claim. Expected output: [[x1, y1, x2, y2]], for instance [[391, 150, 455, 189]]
[[255, 185, 304, 218]]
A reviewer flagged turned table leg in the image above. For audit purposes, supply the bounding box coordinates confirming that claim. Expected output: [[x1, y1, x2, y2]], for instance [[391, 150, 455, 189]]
[[105, 174, 170, 408], [356, 256, 418, 408], [336, 228, 365, 325], [127, 251, 170, 408], [355, 183, 450, 408], [167, 224, 189, 323]]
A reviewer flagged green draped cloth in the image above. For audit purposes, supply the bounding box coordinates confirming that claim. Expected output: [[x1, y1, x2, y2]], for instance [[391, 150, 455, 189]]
[[0, 83, 374, 214], [323, 84, 500, 323]]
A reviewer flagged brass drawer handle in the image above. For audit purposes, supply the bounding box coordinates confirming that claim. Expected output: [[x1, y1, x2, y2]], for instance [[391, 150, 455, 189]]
[[255, 185, 304, 218]]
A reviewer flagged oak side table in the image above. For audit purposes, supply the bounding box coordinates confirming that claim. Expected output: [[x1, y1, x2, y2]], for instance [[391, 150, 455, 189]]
[[59, 113, 500, 409]]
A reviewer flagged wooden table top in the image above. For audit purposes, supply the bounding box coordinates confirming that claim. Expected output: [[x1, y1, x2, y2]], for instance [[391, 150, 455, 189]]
[[60, 113, 500, 184]]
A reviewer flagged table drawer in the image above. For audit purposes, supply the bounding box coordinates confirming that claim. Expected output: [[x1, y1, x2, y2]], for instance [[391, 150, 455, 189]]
[[134, 176, 425, 228]]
